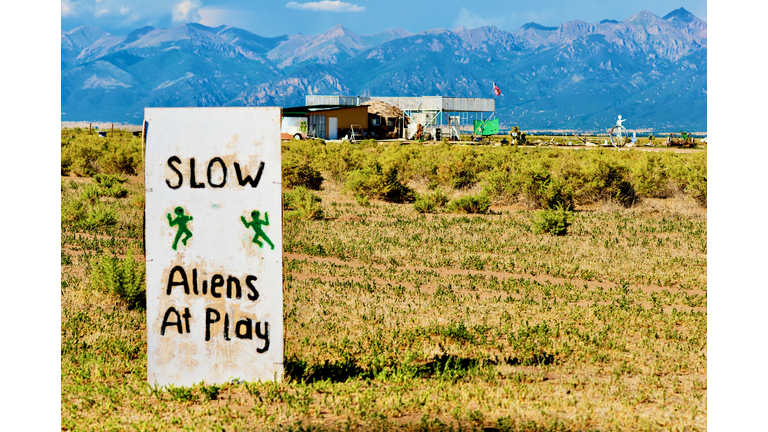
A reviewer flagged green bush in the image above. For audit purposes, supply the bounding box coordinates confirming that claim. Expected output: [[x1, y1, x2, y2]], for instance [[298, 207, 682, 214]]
[[481, 169, 520, 204], [318, 140, 362, 182], [93, 173, 127, 188], [199, 383, 220, 401], [667, 152, 707, 206], [630, 153, 670, 197], [83, 204, 118, 229], [532, 206, 573, 236], [413, 189, 449, 213], [353, 193, 370, 207], [130, 191, 145, 209], [90, 249, 146, 310], [166, 385, 194, 402], [282, 159, 324, 190], [685, 159, 707, 206], [79, 184, 102, 204], [61, 133, 143, 176], [519, 164, 574, 210], [283, 187, 324, 220], [577, 158, 636, 207], [446, 193, 491, 214], [62, 192, 118, 230], [345, 162, 415, 203]]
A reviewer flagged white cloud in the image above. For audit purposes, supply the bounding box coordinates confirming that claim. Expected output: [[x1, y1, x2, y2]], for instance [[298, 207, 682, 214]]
[[285, 1, 364, 13], [120, 6, 130, 15], [94, 8, 109, 17], [512, 10, 551, 25], [61, 1, 76, 17], [172, 0, 202, 22], [120, 12, 140, 26], [453, 7, 554, 31], [453, 7, 507, 29], [198, 7, 252, 29]]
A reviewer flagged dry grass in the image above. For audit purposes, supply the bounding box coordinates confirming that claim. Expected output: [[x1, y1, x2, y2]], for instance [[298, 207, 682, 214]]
[[61, 157, 706, 431]]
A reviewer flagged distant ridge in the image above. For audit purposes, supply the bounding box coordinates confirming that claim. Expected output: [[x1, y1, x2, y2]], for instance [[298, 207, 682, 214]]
[[520, 22, 558, 31], [60, 7, 707, 131]]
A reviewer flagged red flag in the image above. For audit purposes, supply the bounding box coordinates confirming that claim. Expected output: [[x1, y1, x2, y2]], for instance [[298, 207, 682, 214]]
[[493, 81, 501, 96]]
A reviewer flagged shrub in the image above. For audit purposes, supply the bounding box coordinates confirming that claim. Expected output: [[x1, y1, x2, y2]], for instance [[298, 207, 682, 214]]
[[79, 184, 102, 204], [577, 157, 636, 207], [667, 152, 707, 206], [130, 191, 145, 209], [345, 162, 415, 203], [518, 164, 574, 210], [630, 154, 670, 197], [318, 140, 362, 182], [435, 153, 479, 189], [446, 193, 491, 214], [283, 187, 324, 220], [199, 383, 220, 401], [90, 249, 146, 310], [685, 161, 707, 206], [481, 169, 522, 204], [413, 189, 449, 213], [282, 159, 323, 190], [61, 134, 143, 176], [532, 206, 573, 236], [93, 173, 127, 188], [166, 385, 194, 402], [353, 193, 370, 207], [62, 196, 87, 224], [82, 204, 118, 229]]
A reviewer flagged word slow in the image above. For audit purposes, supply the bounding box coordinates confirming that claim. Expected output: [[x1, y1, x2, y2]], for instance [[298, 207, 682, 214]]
[[165, 156, 266, 189]]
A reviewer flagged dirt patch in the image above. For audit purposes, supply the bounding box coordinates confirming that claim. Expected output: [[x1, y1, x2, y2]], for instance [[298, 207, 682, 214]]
[[335, 214, 363, 222], [283, 253, 707, 297], [286, 271, 705, 313]]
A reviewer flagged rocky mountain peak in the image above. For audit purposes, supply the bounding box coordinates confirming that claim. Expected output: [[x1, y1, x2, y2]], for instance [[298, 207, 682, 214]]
[[663, 7, 697, 23]]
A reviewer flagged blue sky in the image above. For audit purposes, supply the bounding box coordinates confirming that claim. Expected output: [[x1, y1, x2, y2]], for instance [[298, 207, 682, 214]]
[[61, 0, 707, 37]]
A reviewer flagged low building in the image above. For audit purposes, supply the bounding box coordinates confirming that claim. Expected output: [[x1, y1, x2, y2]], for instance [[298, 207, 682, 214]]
[[282, 105, 369, 140]]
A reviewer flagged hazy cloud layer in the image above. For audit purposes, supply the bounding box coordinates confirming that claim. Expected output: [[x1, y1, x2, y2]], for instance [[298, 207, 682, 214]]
[[173, 0, 202, 22], [453, 7, 553, 31], [61, 0, 706, 39], [285, 1, 364, 13]]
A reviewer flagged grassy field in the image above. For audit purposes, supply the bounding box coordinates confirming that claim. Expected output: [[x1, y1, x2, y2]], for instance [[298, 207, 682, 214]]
[[61, 131, 706, 431]]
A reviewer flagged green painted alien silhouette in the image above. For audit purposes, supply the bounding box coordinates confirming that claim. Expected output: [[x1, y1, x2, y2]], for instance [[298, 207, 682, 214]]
[[167, 206, 193, 251], [241, 210, 274, 250]]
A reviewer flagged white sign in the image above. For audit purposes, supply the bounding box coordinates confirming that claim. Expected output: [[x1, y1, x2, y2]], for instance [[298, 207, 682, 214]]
[[144, 107, 283, 386]]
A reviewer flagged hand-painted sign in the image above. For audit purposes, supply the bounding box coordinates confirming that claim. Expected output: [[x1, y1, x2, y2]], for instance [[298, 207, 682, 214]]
[[145, 108, 283, 386]]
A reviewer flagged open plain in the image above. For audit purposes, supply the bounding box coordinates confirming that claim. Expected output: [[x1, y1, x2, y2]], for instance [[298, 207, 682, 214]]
[[61, 130, 706, 431]]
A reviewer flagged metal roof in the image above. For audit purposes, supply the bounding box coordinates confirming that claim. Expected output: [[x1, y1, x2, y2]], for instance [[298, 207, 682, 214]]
[[305, 95, 495, 112]]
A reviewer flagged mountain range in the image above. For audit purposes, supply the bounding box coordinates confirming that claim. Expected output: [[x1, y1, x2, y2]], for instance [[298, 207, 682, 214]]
[[61, 7, 707, 131]]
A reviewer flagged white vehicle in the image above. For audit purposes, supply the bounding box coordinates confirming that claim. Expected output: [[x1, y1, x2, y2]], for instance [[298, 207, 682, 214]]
[[281, 117, 309, 140]]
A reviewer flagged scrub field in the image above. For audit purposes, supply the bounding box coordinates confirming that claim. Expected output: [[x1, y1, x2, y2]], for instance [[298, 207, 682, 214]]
[[61, 130, 706, 431]]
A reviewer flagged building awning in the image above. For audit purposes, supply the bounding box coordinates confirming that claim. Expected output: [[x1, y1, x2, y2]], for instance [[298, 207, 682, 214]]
[[282, 105, 365, 117]]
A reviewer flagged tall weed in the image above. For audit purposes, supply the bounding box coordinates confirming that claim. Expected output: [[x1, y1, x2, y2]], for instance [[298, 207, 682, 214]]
[[446, 193, 491, 214], [283, 187, 324, 220], [413, 189, 449, 213], [90, 249, 146, 310]]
